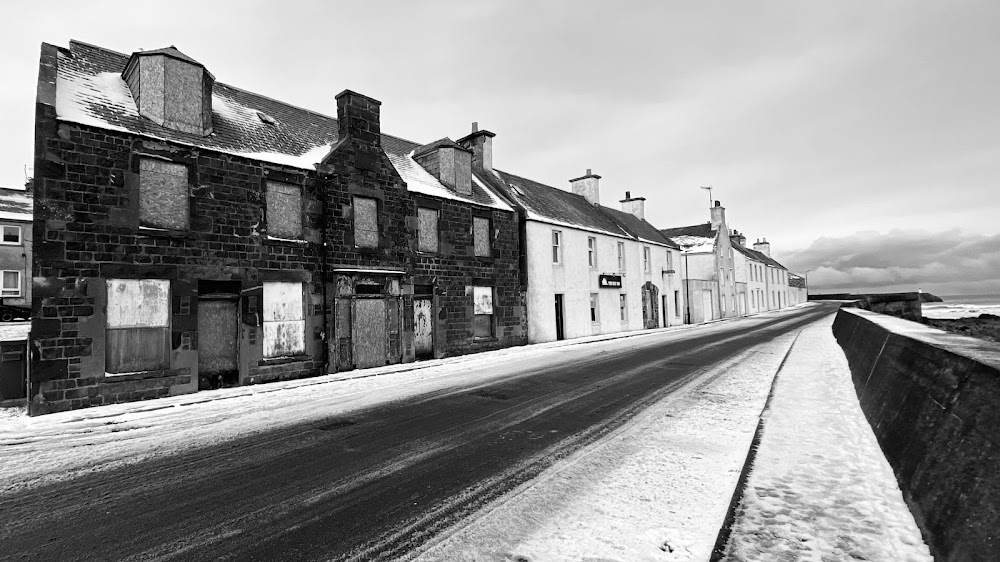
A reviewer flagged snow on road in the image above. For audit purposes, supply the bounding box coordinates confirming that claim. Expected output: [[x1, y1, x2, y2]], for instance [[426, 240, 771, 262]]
[[411, 330, 800, 562], [720, 314, 932, 562]]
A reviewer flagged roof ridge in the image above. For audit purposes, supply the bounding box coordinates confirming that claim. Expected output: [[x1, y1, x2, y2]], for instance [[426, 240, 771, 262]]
[[65, 40, 430, 149], [69, 39, 129, 57]]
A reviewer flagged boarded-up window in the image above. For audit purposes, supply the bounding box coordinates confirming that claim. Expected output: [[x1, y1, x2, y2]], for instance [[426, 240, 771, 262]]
[[619, 294, 628, 322], [266, 181, 302, 239], [263, 282, 305, 358], [473, 217, 491, 257], [353, 196, 378, 248], [139, 159, 189, 230], [106, 279, 170, 374], [1, 271, 19, 297], [417, 207, 439, 253], [473, 286, 494, 338]]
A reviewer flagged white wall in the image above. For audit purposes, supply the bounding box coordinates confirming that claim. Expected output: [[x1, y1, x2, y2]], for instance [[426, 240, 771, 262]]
[[525, 221, 679, 343]]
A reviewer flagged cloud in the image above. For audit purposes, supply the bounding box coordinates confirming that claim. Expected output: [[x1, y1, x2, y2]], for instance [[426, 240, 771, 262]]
[[783, 230, 1000, 295]]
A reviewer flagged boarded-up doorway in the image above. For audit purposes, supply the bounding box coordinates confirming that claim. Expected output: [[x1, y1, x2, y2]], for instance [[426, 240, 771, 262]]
[[353, 299, 387, 369], [702, 290, 714, 321], [414, 297, 433, 359], [198, 290, 240, 390]]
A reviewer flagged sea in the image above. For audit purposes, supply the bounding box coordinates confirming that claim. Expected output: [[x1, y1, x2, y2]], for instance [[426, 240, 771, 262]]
[[922, 294, 1000, 319]]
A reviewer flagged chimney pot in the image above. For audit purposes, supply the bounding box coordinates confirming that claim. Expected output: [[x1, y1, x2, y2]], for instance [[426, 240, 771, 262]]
[[625, 190, 631, 199], [586, 168, 592, 176], [472, 121, 478, 132], [715, 200, 721, 207]]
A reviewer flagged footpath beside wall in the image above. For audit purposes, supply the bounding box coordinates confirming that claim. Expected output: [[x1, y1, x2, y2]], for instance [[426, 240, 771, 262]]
[[832, 308, 999, 561]]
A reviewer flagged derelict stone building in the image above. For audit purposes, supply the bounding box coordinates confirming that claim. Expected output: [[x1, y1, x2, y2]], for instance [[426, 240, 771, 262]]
[[29, 40, 525, 415]]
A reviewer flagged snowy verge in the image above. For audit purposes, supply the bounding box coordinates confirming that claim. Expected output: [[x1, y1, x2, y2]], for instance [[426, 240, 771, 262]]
[[719, 314, 932, 561], [410, 329, 803, 562]]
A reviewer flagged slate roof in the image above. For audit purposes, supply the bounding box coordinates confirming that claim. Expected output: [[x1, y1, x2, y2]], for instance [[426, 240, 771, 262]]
[[600, 207, 679, 248], [0, 189, 33, 222], [492, 169, 631, 238], [659, 222, 715, 239], [732, 241, 787, 270], [51, 40, 509, 211], [659, 222, 717, 253]]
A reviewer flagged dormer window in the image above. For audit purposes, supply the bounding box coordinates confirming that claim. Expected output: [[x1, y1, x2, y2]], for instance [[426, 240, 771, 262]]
[[122, 46, 215, 136], [412, 138, 473, 195]]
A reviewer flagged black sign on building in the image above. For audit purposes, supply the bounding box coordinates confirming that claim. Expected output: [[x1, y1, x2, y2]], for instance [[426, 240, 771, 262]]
[[598, 274, 623, 289]]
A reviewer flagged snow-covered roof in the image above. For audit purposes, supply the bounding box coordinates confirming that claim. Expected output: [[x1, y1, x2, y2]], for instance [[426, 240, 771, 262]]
[[0, 190, 33, 222], [50, 40, 510, 212]]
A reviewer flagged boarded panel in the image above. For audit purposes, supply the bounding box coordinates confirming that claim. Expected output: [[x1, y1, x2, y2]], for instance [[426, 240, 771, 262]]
[[702, 290, 714, 321], [336, 298, 352, 369], [198, 300, 239, 375], [266, 181, 302, 239], [107, 279, 170, 328], [353, 196, 379, 248], [263, 282, 303, 322], [473, 286, 493, 315], [139, 159, 188, 230], [387, 298, 400, 363], [263, 282, 305, 358], [263, 321, 305, 358], [353, 299, 386, 369], [106, 327, 170, 373], [414, 298, 433, 357], [417, 208, 439, 253], [473, 217, 491, 257]]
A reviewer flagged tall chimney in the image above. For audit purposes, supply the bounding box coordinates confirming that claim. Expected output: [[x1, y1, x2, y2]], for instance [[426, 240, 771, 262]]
[[569, 169, 601, 206], [753, 238, 771, 257], [457, 122, 495, 172], [620, 191, 646, 220], [335, 89, 381, 146], [710, 200, 726, 231]]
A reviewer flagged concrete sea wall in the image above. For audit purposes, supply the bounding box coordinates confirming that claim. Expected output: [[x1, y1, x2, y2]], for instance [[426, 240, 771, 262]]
[[832, 308, 999, 561]]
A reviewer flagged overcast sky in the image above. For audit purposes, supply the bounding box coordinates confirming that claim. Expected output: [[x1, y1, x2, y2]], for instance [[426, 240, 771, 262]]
[[2, 1, 997, 295]]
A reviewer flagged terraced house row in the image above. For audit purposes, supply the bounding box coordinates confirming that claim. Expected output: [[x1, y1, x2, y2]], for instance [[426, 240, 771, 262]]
[[28, 40, 804, 415]]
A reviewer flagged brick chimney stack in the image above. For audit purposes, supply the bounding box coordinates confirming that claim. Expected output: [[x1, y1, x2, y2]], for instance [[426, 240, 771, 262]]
[[620, 191, 646, 220], [335, 89, 381, 146], [569, 169, 601, 206], [457, 122, 495, 172], [710, 200, 726, 231]]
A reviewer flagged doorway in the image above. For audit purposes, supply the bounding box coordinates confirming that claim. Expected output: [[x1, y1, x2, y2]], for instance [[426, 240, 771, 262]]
[[702, 290, 714, 321], [353, 298, 387, 369], [198, 297, 240, 389], [554, 294, 565, 340]]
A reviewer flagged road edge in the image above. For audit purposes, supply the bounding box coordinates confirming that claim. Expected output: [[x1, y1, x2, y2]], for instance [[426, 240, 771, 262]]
[[708, 328, 802, 561]]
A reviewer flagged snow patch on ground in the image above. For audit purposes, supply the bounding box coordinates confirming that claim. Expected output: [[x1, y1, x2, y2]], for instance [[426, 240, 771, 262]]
[[412, 332, 799, 562], [720, 314, 932, 561]]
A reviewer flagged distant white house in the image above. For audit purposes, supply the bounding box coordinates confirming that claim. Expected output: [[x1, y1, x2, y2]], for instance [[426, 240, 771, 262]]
[[660, 202, 740, 324]]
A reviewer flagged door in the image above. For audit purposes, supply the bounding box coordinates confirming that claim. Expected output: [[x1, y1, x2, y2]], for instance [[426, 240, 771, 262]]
[[642, 283, 659, 329], [198, 298, 240, 389], [0, 341, 25, 400], [353, 299, 387, 369], [702, 290, 714, 321], [413, 297, 434, 359], [663, 295, 670, 327], [554, 294, 565, 340]]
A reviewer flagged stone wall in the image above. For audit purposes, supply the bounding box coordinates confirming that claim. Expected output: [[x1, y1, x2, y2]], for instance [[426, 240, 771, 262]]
[[832, 308, 999, 561]]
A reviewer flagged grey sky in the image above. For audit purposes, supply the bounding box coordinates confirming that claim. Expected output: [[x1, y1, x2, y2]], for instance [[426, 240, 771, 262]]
[[2, 1, 997, 294]]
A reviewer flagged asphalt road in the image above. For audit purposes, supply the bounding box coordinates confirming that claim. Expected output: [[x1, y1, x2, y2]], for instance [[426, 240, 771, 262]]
[[0, 304, 836, 561]]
